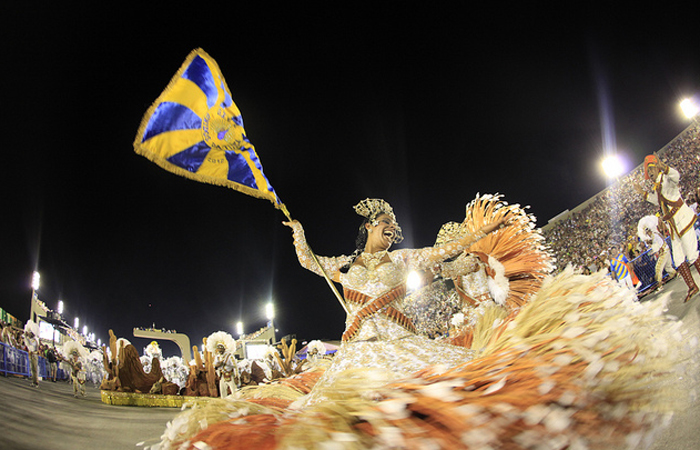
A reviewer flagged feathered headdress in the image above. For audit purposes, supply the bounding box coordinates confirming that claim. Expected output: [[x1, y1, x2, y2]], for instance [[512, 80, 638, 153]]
[[145, 341, 163, 359], [206, 331, 236, 353], [63, 340, 88, 359], [306, 340, 326, 356], [263, 345, 278, 360], [23, 321, 39, 338]]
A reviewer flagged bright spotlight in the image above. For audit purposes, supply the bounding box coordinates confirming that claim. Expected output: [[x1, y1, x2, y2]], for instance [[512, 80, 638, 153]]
[[82, 325, 88, 336], [601, 154, 624, 179], [57, 300, 64, 315], [680, 98, 699, 119], [407, 271, 423, 291], [236, 321, 244, 336], [74, 317, 80, 329], [31, 271, 41, 290], [265, 303, 275, 320]]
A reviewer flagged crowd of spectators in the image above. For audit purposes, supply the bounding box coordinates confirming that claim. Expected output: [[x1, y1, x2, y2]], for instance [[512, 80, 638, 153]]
[[1, 321, 27, 350], [1, 320, 67, 380], [543, 124, 700, 274]]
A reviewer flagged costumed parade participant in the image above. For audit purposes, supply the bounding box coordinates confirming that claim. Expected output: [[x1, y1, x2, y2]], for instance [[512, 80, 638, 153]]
[[638, 214, 676, 290], [304, 340, 327, 368], [635, 154, 699, 302], [63, 340, 88, 398], [23, 321, 40, 388], [282, 197, 508, 405], [207, 331, 240, 398]]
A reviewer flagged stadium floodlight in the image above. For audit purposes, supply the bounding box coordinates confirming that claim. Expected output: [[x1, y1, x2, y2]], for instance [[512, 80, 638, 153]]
[[74, 317, 79, 329], [31, 271, 41, 291], [236, 321, 244, 337], [83, 325, 88, 336], [680, 98, 699, 119], [265, 302, 275, 321], [57, 300, 64, 315], [601, 154, 624, 179]]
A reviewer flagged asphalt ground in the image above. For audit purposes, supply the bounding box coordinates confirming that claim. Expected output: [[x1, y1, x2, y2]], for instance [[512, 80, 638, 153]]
[[0, 376, 177, 449], [1, 267, 699, 450]]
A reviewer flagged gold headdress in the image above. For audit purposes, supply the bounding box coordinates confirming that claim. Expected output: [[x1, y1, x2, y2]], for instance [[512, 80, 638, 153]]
[[353, 198, 404, 243]]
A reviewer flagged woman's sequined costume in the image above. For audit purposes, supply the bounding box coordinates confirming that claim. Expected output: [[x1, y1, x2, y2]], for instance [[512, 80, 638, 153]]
[[289, 222, 485, 403]]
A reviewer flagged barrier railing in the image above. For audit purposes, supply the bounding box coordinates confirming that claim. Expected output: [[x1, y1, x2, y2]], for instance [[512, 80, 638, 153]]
[[1, 341, 30, 377], [1, 342, 68, 380], [630, 249, 665, 293], [628, 234, 694, 294]]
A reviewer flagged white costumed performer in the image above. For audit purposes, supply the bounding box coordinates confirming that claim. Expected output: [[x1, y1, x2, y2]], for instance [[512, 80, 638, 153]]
[[638, 214, 676, 288], [636, 155, 699, 302], [207, 331, 239, 398]]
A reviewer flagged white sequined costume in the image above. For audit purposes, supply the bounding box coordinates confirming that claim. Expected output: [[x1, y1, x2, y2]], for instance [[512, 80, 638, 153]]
[[289, 222, 482, 402], [214, 351, 239, 398]]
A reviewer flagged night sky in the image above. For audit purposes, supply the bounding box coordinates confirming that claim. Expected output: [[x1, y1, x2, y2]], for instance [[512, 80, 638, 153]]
[[3, 5, 699, 356]]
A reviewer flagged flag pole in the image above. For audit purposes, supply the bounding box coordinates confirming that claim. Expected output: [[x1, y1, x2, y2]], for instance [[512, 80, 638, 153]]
[[279, 206, 350, 315]]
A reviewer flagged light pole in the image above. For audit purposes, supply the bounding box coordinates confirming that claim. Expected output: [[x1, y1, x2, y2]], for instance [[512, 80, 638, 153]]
[[236, 321, 244, 338], [31, 271, 40, 292], [30, 271, 40, 322], [265, 302, 275, 344]]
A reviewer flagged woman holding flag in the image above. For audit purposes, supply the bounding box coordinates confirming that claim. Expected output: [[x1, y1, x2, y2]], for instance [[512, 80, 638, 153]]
[[281, 198, 507, 404]]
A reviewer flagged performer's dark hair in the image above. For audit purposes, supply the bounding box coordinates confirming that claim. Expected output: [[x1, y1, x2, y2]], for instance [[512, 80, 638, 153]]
[[340, 218, 370, 273]]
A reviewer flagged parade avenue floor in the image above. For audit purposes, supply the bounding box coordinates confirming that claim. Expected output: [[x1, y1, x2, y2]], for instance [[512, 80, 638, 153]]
[[2, 270, 700, 450]]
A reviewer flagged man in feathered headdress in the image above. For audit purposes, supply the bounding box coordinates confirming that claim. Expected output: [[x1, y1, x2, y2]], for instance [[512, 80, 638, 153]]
[[23, 321, 40, 388], [63, 340, 87, 397], [635, 155, 699, 302], [207, 331, 240, 398]]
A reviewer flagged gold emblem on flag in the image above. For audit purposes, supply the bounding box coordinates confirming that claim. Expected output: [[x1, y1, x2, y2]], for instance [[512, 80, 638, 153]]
[[202, 105, 244, 153]]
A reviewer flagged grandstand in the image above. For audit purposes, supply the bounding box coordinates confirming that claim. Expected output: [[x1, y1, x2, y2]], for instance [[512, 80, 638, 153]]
[[541, 123, 700, 292]]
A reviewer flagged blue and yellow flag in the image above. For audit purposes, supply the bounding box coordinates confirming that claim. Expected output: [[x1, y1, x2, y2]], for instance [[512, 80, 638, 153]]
[[134, 48, 287, 215]]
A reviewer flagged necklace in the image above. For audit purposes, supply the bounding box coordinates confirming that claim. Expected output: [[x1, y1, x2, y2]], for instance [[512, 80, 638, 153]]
[[361, 250, 388, 273]]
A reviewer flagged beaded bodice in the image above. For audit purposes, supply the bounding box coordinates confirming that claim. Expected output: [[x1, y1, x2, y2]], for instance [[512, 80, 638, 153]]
[[340, 256, 406, 298], [289, 221, 485, 341]]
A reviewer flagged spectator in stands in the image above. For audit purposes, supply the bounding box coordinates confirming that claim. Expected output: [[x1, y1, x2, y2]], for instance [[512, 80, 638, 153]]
[[0, 323, 12, 346], [46, 345, 58, 382], [15, 329, 26, 350], [608, 245, 638, 292]]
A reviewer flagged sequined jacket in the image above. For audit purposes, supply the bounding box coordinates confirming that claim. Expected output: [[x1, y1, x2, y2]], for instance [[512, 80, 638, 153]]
[[290, 222, 484, 342]]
